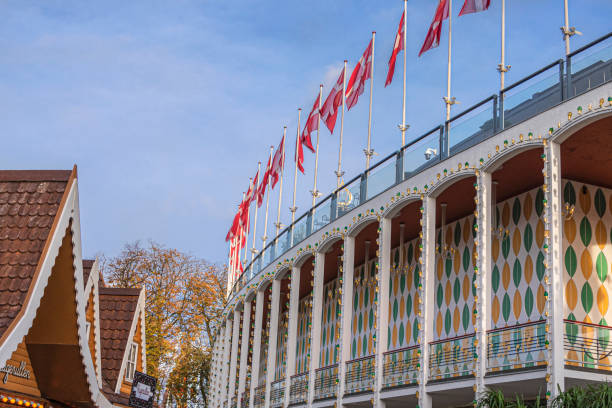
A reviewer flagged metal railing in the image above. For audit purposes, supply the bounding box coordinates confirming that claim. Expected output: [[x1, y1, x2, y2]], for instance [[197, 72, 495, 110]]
[[314, 364, 338, 400], [429, 333, 476, 380], [345, 355, 375, 395], [253, 384, 265, 408], [564, 319, 612, 371], [269, 379, 285, 408], [241, 388, 250, 408], [226, 31, 612, 306], [382, 345, 419, 388], [487, 320, 547, 373], [289, 372, 308, 405]]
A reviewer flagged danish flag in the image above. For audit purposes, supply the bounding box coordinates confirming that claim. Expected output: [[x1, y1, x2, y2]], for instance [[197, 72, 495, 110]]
[[320, 67, 345, 134], [459, 0, 490, 16], [386, 13, 405, 87], [346, 39, 374, 111], [256, 152, 272, 208], [270, 134, 285, 189], [418, 0, 449, 57], [301, 94, 320, 153]]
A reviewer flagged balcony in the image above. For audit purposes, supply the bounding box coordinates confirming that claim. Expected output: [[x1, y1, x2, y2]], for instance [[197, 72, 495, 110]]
[[253, 384, 265, 408], [289, 373, 308, 405], [314, 364, 338, 400], [429, 334, 476, 381], [270, 379, 284, 408], [345, 356, 375, 395], [487, 320, 547, 373], [382, 346, 419, 388], [565, 319, 612, 371]]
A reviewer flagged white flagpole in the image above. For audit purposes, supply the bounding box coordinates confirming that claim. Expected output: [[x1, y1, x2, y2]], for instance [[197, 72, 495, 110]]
[[335, 60, 347, 190], [290, 109, 302, 229], [443, 0, 455, 123], [365, 31, 376, 170], [563, 0, 570, 55], [242, 188, 251, 265], [262, 146, 274, 250], [311, 85, 323, 208], [400, 0, 409, 146], [498, 0, 510, 91], [250, 162, 261, 262], [275, 126, 287, 238]]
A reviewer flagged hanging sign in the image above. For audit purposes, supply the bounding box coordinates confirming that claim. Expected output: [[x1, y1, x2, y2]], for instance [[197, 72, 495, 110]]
[[129, 371, 157, 408]]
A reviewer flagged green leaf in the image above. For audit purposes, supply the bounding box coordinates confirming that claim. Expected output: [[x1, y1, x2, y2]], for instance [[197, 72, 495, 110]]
[[502, 235, 511, 259], [444, 310, 452, 335], [524, 224, 533, 252], [369, 308, 374, 329], [595, 188, 606, 218], [462, 304, 470, 331], [393, 249, 399, 269], [502, 294, 511, 322], [400, 273, 406, 292], [413, 319, 419, 343], [358, 312, 363, 332], [564, 181, 576, 206], [398, 323, 404, 346], [598, 318, 609, 350], [513, 259, 522, 288], [393, 299, 398, 322], [566, 313, 578, 345], [445, 257, 452, 278], [462, 247, 470, 272], [406, 294, 412, 318], [525, 287, 534, 317], [580, 216, 592, 247], [581, 283, 594, 313], [407, 243, 413, 264], [512, 198, 521, 225], [536, 251, 546, 281], [492, 265, 500, 293], [565, 246, 577, 278], [454, 221, 461, 247], [453, 278, 461, 303], [472, 273, 477, 297], [436, 284, 443, 308], [596, 251, 608, 283], [414, 266, 421, 287], [535, 188, 544, 217]]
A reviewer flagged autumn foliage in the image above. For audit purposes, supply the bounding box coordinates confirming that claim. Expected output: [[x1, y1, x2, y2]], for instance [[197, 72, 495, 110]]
[[102, 241, 226, 407]]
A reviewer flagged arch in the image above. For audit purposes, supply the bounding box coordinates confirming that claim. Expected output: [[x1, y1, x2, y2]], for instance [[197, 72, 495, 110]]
[[274, 265, 291, 280], [481, 143, 544, 173], [383, 195, 421, 219], [317, 234, 343, 254], [293, 250, 315, 269], [550, 106, 612, 145], [427, 169, 477, 198], [256, 276, 273, 293], [244, 288, 257, 303], [347, 215, 378, 237]]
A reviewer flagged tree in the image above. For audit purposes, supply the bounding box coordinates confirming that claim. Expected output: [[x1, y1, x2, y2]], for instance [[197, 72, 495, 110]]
[[101, 241, 227, 407]]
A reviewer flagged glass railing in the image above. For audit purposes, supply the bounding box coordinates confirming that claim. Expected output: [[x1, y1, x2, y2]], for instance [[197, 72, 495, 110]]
[[269, 379, 285, 408], [226, 32, 612, 305], [487, 320, 547, 373], [289, 373, 308, 405], [241, 388, 250, 408], [428, 334, 476, 380], [253, 384, 266, 408], [564, 319, 612, 371], [382, 346, 419, 388], [314, 364, 338, 400], [345, 356, 375, 395]]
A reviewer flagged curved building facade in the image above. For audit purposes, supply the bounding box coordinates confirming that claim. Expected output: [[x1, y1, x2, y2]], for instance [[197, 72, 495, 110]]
[[211, 34, 612, 408]]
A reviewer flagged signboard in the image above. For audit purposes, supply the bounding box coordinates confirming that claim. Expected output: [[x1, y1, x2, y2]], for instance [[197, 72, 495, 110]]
[[129, 371, 157, 408]]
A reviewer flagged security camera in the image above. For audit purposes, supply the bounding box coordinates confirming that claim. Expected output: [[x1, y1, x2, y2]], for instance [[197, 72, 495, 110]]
[[424, 148, 437, 160]]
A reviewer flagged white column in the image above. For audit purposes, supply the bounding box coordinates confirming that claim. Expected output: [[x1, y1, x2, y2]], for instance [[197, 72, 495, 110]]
[[238, 301, 252, 408], [307, 252, 325, 405], [418, 196, 436, 408], [211, 332, 220, 408], [337, 236, 355, 407], [249, 290, 265, 408], [284, 266, 301, 406], [221, 319, 233, 408], [475, 171, 493, 401], [374, 218, 392, 405], [545, 140, 565, 398], [227, 308, 242, 406], [265, 279, 281, 407]]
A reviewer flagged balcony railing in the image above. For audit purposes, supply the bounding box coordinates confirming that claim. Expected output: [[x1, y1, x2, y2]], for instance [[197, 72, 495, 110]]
[[487, 320, 547, 373], [429, 333, 476, 380], [314, 364, 338, 400], [226, 31, 612, 307], [270, 379, 284, 408], [564, 319, 612, 371], [345, 355, 375, 395], [289, 372, 308, 405], [382, 346, 419, 388], [253, 384, 265, 408], [241, 388, 250, 408]]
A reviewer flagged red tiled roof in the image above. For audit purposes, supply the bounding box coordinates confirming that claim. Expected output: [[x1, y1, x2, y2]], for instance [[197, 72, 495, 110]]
[[83, 259, 94, 288], [0, 170, 72, 339], [99, 287, 142, 391]]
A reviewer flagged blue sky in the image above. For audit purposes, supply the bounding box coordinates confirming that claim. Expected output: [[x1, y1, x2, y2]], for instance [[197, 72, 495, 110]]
[[0, 1, 610, 265]]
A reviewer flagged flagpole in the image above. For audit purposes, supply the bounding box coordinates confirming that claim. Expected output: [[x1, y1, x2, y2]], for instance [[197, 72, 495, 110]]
[[365, 31, 376, 170], [444, 0, 455, 123], [242, 190, 250, 265], [274, 126, 287, 238], [400, 0, 409, 147], [290, 109, 301, 231], [250, 162, 261, 262], [498, 0, 510, 91], [335, 60, 347, 190], [262, 146, 274, 250], [563, 0, 570, 55], [311, 85, 323, 208]]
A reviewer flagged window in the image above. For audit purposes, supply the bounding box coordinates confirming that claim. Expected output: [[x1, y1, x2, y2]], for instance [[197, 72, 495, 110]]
[[125, 342, 138, 382]]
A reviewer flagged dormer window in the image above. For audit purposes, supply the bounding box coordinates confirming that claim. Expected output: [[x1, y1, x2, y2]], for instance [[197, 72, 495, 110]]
[[125, 342, 138, 382]]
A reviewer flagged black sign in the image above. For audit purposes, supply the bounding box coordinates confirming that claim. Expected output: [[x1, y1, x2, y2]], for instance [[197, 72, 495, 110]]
[[129, 371, 157, 408]]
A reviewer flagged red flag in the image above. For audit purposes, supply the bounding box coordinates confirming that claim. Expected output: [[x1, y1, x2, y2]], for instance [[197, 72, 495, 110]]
[[385, 12, 405, 87], [301, 94, 320, 153], [295, 128, 305, 174], [418, 0, 449, 57], [320, 67, 345, 134], [225, 210, 241, 241], [346, 39, 374, 111], [244, 170, 259, 205], [270, 134, 285, 188], [256, 153, 272, 208], [459, 0, 490, 16]]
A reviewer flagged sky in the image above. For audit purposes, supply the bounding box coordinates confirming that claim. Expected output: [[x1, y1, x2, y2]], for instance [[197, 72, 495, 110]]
[[0, 0, 610, 265]]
